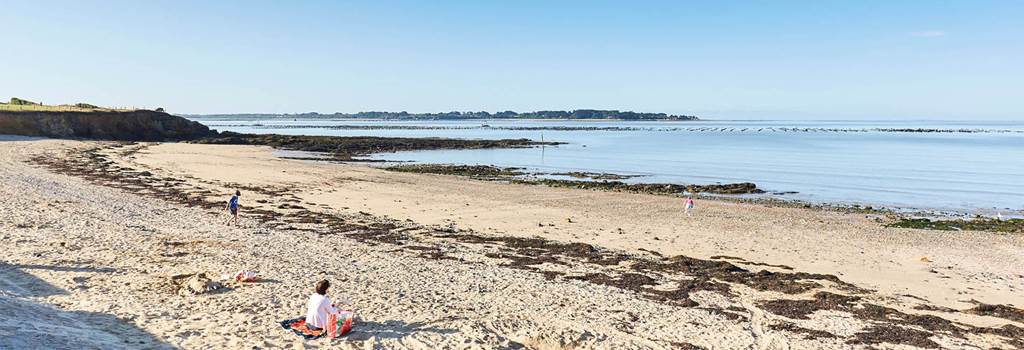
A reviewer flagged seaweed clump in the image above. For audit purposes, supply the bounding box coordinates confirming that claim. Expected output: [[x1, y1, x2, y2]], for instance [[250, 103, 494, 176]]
[[521, 179, 763, 195], [887, 218, 1024, 233], [387, 164, 526, 179], [965, 303, 1024, 323]]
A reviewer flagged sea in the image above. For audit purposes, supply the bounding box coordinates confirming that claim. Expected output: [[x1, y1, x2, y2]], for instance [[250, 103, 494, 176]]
[[188, 117, 1024, 216]]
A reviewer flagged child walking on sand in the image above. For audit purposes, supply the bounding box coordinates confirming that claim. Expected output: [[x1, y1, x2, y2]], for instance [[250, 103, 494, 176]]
[[226, 190, 240, 225], [685, 196, 695, 217]]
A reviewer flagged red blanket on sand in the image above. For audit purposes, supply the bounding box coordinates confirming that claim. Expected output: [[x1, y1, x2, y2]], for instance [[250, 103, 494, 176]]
[[280, 312, 354, 339], [279, 318, 325, 339]]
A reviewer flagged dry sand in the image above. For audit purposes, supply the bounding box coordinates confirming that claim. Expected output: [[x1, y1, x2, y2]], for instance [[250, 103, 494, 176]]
[[2, 138, 1022, 349]]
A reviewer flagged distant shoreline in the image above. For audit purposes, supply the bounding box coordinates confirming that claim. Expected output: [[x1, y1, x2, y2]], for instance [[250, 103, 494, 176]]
[[183, 109, 701, 121], [187, 116, 703, 122]]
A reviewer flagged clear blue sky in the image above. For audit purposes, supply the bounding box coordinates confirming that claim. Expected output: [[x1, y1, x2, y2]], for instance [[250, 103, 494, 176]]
[[2, 1, 1021, 119]]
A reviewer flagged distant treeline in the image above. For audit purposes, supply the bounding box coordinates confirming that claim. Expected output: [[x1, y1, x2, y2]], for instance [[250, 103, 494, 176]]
[[193, 109, 699, 121]]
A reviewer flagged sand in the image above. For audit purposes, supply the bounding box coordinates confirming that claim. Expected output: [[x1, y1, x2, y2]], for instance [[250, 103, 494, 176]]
[[2, 138, 1022, 349]]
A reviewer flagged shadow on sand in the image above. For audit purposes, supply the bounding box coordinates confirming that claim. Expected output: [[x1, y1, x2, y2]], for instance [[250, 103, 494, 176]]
[[0, 135, 48, 142], [0, 261, 174, 349], [13, 263, 119, 274], [343, 319, 461, 341]]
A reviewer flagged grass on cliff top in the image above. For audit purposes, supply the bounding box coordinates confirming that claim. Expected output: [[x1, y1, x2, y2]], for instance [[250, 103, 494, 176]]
[[0, 103, 134, 113], [1, 98, 136, 113]]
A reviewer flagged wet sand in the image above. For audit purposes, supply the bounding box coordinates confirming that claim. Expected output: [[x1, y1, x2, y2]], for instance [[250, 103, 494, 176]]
[[2, 138, 1022, 349]]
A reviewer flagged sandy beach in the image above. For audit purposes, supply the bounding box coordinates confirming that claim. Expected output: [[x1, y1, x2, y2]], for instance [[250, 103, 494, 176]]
[[2, 138, 1022, 349]]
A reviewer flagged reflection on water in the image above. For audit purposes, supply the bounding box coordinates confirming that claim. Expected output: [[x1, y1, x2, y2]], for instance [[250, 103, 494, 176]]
[[191, 118, 1024, 213]]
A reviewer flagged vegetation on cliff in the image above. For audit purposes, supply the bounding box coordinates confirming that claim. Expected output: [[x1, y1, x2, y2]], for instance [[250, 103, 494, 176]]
[[7, 97, 38, 106], [0, 97, 138, 113]]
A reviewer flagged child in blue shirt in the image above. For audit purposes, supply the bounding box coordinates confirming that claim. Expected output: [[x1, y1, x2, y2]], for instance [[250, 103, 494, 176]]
[[226, 190, 240, 225]]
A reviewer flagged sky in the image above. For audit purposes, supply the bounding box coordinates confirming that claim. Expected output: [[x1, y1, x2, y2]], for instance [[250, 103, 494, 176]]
[[1, 1, 1021, 119]]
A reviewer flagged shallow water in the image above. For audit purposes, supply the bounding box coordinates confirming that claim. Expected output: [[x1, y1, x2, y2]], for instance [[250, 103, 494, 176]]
[[191, 117, 1024, 214]]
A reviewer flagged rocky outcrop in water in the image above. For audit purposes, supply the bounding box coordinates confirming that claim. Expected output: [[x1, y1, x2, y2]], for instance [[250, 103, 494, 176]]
[[887, 218, 1024, 233], [196, 132, 562, 159], [0, 110, 215, 141], [386, 164, 764, 195], [526, 179, 763, 195]]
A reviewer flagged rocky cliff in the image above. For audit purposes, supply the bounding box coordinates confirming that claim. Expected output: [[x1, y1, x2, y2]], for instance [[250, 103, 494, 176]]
[[0, 110, 215, 141]]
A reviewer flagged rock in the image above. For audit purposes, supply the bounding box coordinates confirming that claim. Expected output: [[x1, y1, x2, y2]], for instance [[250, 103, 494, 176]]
[[0, 110, 215, 141], [919, 257, 931, 263]]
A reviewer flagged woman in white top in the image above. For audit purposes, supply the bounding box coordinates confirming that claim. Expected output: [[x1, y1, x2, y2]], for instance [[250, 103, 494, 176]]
[[305, 280, 350, 329]]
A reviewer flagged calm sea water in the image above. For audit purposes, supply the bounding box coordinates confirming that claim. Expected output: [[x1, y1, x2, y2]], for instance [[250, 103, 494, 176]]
[[190, 117, 1024, 214]]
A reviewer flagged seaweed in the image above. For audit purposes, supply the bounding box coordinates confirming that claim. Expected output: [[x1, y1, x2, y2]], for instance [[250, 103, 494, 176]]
[[848, 325, 939, 348], [965, 302, 1024, 323], [767, 322, 838, 339], [887, 218, 1024, 233]]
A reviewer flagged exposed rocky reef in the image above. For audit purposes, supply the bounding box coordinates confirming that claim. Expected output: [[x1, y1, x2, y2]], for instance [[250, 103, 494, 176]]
[[523, 178, 762, 195], [887, 218, 1024, 233], [547, 171, 640, 180], [386, 164, 527, 178], [195, 132, 562, 160], [385, 164, 763, 195]]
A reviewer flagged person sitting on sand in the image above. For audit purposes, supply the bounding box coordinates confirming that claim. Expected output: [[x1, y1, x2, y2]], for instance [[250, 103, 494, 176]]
[[305, 280, 351, 330], [226, 190, 240, 226]]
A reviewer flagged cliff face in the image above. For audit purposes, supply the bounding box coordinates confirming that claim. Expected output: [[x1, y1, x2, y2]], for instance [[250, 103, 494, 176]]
[[0, 110, 215, 141]]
